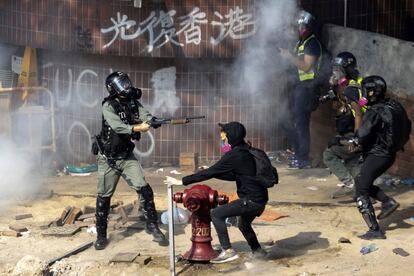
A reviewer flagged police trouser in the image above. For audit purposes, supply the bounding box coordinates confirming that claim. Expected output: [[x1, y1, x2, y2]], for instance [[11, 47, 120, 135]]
[[355, 154, 395, 202], [97, 152, 147, 208], [284, 80, 319, 162], [323, 145, 361, 184]]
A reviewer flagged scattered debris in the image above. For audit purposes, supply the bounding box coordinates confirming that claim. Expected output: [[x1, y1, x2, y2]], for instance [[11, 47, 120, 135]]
[[110, 252, 140, 263], [179, 152, 199, 172], [169, 170, 182, 175], [86, 226, 97, 235], [9, 225, 28, 233], [0, 230, 21, 237], [338, 237, 351, 243], [41, 225, 81, 237], [316, 178, 327, 182], [257, 209, 289, 222], [155, 168, 164, 173], [244, 261, 255, 270], [400, 177, 414, 186], [392, 248, 410, 257], [307, 186, 319, 191], [77, 213, 95, 221], [134, 255, 152, 265], [198, 165, 209, 170], [81, 206, 95, 214], [65, 207, 82, 224], [14, 214, 33, 220], [47, 241, 94, 266], [12, 255, 47, 276], [360, 244, 378, 255]]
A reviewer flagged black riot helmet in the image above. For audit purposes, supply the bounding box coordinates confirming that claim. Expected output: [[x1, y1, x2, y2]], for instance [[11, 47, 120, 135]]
[[297, 10, 315, 39], [333, 52, 358, 79], [361, 75, 387, 106], [105, 71, 142, 99]]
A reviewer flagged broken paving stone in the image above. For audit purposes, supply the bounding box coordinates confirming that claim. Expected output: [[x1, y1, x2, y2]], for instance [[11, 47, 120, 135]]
[[110, 201, 124, 209], [77, 213, 95, 221], [110, 252, 139, 263], [51, 219, 63, 227], [338, 237, 351, 243], [134, 255, 152, 265], [81, 206, 95, 214], [0, 230, 21, 237], [83, 217, 96, 223], [114, 206, 128, 223], [9, 225, 28, 233], [393, 248, 410, 257], [108, 214, 122, 223], [59, 207, 73, 224], [41, 226, 80, 237], [14, 214, 33, 220], [65, 208, 82, 224], [74, 221, 90, 228]]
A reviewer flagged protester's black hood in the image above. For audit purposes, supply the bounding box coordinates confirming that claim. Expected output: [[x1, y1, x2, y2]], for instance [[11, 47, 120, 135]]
[[218, 122, 246, 147]]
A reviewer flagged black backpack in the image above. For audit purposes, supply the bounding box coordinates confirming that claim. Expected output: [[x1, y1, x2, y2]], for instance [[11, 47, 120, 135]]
[[380, 99, 412, 152], [245, 147, 279, 188]]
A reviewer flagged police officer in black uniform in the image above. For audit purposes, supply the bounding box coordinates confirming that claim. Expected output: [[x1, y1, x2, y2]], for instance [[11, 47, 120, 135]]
[[345, 76, 411, 240]]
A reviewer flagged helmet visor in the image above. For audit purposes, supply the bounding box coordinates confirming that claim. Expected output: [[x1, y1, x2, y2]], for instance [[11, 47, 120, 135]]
[[333, 57, 347, 67], [112, 75, 132, 94]]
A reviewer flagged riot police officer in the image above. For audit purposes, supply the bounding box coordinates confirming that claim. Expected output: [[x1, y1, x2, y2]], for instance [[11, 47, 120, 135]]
[[345, 76, 411, 240], [322, 52, 366, 198], [93, 71, 165, 250]]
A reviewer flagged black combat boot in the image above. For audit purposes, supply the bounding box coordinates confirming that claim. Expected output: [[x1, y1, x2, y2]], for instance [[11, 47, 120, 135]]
[[95, 196, 111, 250], [377, 197, 400, 220], [356, 196, 386, 240], [140, 185, 166, 243]]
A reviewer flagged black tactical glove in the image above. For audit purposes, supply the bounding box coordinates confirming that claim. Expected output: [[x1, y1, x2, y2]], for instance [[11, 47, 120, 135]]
[[150, 117, 162, 129]]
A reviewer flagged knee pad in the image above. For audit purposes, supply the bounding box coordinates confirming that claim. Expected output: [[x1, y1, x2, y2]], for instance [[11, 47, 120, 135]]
[[140, 184, 154, 201], [356, 195, 372, 214]]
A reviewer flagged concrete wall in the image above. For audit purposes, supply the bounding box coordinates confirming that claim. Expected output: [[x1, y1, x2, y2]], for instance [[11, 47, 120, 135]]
[[323, 24, 414, 96]]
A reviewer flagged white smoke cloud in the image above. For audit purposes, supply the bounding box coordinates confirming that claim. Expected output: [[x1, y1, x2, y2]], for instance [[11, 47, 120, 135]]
[[0, 135, 40, 202]]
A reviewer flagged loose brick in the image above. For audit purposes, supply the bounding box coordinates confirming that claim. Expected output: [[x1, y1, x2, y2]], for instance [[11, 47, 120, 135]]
[[77, 213, 95, 221], [81, 206, 95, 214], [83, 217, 96, 223], [114, 206, 128, 224], [14, 214, 33, 220], [65, 208, 82, 224], [108, 214, 122, 222], [0, 230, 21, 237], [9, 225, 28, 233], [134, 255, 152, 265]]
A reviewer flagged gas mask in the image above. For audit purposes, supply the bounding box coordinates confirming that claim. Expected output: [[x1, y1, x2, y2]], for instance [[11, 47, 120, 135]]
[[330, 66, 349, 87], [220, 131, 232, 154]]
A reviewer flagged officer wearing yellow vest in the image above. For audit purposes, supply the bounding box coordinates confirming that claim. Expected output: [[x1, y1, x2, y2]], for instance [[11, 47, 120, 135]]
[[322, 52, 367, 198], [279, 10, 322, 169]]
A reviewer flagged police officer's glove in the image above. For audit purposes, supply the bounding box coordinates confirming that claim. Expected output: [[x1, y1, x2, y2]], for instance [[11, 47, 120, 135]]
[[327, 136, 343, 148], [150, 117, 162, 129]]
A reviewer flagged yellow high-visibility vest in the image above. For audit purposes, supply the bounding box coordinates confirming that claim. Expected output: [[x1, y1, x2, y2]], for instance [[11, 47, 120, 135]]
[[295, 35, 322, 81], [348, 77, 367, 116]]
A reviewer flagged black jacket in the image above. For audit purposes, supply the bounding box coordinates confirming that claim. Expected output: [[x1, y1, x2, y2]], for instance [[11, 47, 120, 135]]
[[182, 122, 269, 204], [356, 99, 396, 157]]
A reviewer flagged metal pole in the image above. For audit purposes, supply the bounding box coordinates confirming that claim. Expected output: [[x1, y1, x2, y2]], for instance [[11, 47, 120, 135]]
[[167, 184, 176, 276], [344, 0, 348, 28]]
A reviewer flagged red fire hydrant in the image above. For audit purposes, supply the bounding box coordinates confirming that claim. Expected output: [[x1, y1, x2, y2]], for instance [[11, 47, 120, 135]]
[[173, 184, 228, 261]]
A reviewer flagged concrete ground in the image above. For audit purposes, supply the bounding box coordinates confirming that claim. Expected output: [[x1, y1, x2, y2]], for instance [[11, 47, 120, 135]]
[[0, 162, 413, 276]]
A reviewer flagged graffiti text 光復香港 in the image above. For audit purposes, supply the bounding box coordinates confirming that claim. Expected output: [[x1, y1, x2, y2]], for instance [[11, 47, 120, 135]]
[[100, 6, 256, 52]]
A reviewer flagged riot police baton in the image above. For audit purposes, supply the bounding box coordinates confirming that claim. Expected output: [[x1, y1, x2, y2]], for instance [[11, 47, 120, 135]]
[[167, 183, 176, 276]]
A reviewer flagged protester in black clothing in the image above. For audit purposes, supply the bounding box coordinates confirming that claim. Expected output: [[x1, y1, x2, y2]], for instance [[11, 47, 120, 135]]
[[164, 122, 268, 263], [343, 76, 411, 240]]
